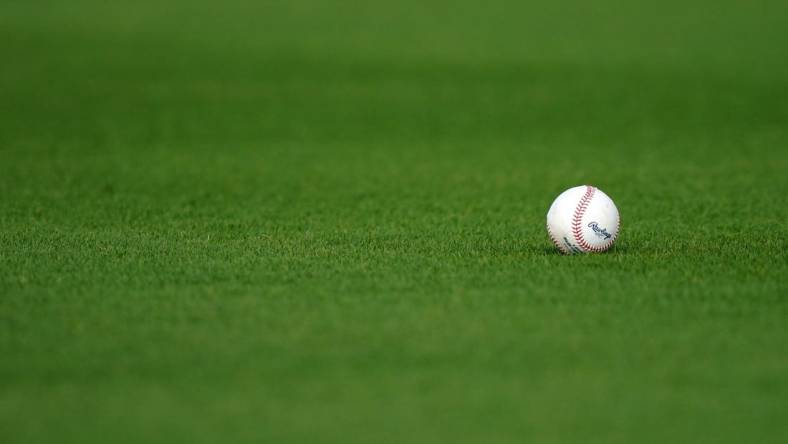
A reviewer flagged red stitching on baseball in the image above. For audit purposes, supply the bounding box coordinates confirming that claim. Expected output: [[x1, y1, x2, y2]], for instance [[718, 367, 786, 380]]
[[571, 185, 600, 252], [547, 223, 570, 254], [570, 185, 618, 253]]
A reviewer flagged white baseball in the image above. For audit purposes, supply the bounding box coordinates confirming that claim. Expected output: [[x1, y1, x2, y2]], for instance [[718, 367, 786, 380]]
[[546, 185, 620, 254]]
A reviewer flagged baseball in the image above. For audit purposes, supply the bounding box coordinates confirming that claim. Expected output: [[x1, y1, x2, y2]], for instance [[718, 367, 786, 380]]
[[546, 185, 620, 254]]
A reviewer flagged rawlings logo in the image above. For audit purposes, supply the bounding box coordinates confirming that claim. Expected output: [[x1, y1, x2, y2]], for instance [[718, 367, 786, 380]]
[[588, 222, 612, 240]]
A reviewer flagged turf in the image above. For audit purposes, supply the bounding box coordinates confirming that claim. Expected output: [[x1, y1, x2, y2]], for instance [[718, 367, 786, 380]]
[[1, 1, 787, 443]]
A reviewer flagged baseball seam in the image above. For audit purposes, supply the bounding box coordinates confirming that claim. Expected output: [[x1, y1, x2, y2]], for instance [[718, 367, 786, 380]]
[[571, 185, 615, 253], [546, 223, 571, 254]]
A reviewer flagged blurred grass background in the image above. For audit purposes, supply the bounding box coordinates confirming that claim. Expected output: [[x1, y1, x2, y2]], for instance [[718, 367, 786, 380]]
[[1, 1, 787, 443]]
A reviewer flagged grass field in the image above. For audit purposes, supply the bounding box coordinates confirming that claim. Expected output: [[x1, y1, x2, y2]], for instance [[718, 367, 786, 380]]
[[2, 1, 787, 443]]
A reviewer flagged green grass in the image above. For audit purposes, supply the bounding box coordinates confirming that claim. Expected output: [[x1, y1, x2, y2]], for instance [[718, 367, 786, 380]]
[[1, 1, 787, 443]]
